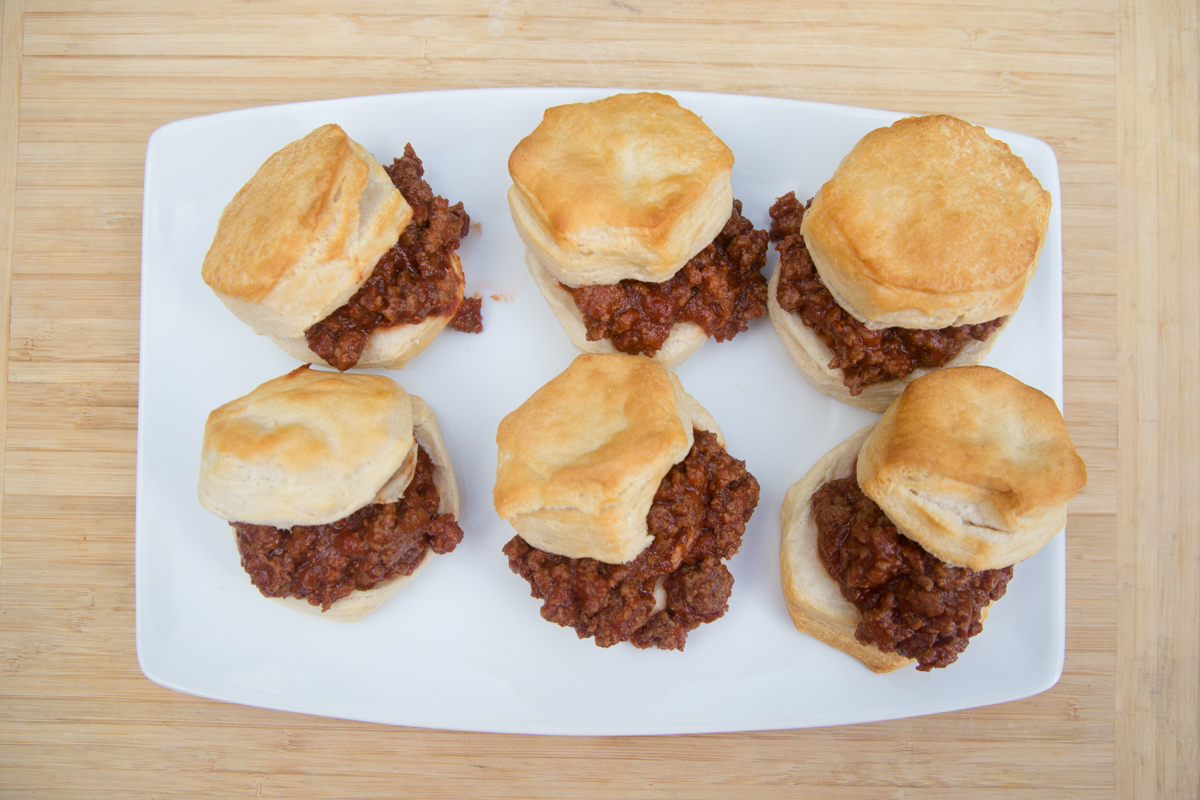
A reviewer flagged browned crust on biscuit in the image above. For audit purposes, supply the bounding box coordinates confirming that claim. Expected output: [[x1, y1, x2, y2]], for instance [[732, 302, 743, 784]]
[[857, 366, 1087, 570], [493, 353, 721, 564], [200, 125, 414, 340], [507, 93, 734, 285], [198, 366, 415, 527], [801, 115, 1051, 329]]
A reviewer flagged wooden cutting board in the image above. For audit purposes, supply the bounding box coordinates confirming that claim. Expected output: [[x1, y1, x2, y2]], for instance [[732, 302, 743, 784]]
[[0, 1, 1194, 797]]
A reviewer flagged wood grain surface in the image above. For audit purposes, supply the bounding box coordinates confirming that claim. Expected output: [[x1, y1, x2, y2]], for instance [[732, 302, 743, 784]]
[[0, 0, 1194, 797]]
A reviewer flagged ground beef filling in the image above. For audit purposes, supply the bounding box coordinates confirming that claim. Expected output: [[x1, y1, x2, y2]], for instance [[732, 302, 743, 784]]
[[768, 192, 1004, 396], [304, 145, 482, 371], [812, 472, 1013, 670], [233, 446, 463, 611], [561, 200, 769, 357], [448, 295, 483, 333], [502, 429, 760, 651]]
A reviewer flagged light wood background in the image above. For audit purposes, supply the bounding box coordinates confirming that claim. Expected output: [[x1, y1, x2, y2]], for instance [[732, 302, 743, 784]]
[[1, 0, 1195, 797]]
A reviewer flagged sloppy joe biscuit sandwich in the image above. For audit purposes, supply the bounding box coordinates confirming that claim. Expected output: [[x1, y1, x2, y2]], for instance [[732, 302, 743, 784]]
[[494, 353, 760, 650], [198, 365, 464, 621], [201, 123, 481, 372], [507, 92, 769, 369], [767, 115, 1052, 411], [780, 366, 1086, 672]]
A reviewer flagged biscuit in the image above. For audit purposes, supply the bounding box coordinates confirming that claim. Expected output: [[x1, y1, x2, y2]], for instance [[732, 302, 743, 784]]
[[507, 92, 734, 286], [201, 124, 412, 339], [856, 365, 1087, 570], [800, 115, 1051, 330], [198, 366, 461, 622], [198, 365, 416, 527], [493, 353, 722, 564]]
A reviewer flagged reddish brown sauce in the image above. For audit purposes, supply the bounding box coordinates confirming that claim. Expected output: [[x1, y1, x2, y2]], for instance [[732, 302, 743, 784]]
[[562, 201, 769, 357], [233, 447, 463, 611], [304, 145, 481, 371], [449, 295, 483, 333], [502, 430, 760, 650], [811, 471, 1012, 670], [768, 192, 1004, 396]]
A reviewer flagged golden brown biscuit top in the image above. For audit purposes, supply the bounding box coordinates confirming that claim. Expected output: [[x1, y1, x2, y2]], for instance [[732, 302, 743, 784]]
[[201, 123, 410, 303], [508, 92, 734, 253], [801, 115, 1051, 326], [858, 366, 1086, 524], [494, 353, 694, 521], [198, 365, 415, 527]]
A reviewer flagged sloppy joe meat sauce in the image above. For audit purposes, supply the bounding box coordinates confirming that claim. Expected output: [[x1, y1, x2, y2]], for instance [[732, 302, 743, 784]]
[[503, 429, 760, 651], [768, 192, 1004, 396], [304, 144, 482, 372], [562, 200, 769, 358], [233, 446, 463, 611], [811, 471, 1012, 670]]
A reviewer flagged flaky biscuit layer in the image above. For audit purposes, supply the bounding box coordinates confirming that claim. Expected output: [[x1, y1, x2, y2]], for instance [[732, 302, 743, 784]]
[[493, 353, 721, 564], [857, 366, 1087, 571], [201, 124, 413, 339], [198, 366, 415, 527], [801, 115, 1051, 330], [507, 92, 734, 285]]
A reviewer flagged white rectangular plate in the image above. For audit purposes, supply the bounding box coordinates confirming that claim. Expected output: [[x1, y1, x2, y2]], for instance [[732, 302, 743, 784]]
[[136, 88, 1065, 735]]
